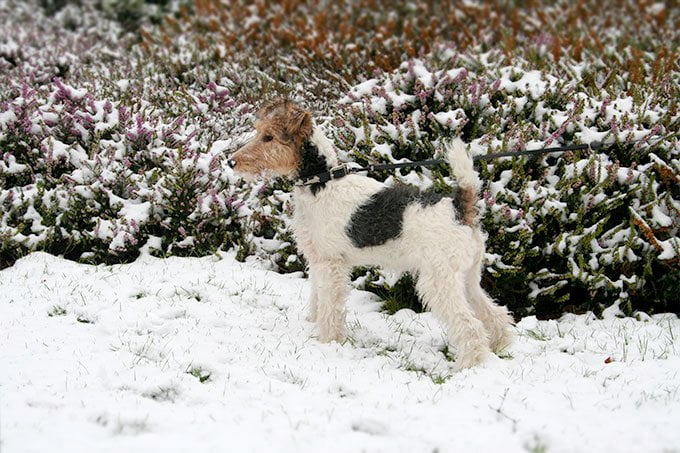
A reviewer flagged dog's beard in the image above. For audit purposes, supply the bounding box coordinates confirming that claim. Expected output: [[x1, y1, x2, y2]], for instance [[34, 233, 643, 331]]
[[233, 167, 296, 182]]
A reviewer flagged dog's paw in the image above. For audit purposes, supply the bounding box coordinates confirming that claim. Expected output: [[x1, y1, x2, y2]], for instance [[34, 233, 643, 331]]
[[455, 349, 493, 370], [488, 309, 515, 353], [490, 326, 514, 353], [318, 328, 346, 344], [306, 311, 317, 323]]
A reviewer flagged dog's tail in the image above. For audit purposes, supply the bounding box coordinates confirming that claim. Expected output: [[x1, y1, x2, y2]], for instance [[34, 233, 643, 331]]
[[444, 138, 480, 226]]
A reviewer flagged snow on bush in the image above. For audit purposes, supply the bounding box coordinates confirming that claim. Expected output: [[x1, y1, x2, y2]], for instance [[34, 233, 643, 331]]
[[1, 0, 678, 317], [0, 75, 253, 264], [336, 49, 678, 317], [0, 0, 335, 272], [0, 1, 262, 266]]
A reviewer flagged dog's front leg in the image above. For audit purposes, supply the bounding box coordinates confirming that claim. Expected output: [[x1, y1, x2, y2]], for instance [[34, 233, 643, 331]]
[[313, 259, 349, 343], [306, 265, 319, 322]]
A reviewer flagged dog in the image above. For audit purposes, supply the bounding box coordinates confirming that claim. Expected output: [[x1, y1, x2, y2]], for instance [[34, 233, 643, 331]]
[[229, 99, 514, 368]]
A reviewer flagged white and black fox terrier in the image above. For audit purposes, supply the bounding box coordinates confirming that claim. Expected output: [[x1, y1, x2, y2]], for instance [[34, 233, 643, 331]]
[[229, 99, 513, 368]]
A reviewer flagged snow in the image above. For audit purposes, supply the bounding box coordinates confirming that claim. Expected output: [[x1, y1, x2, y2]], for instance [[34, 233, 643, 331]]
[[2, 252, 680, 452], [649, 2, 666, 14], [119, 201, 151, 224], [0, 109, 17, 128], [432, 109, 466, 128], [0, 153, 27, 174], [108, 230, 133, 251], [345, 79, 379, 99], [498, 69, 553, 99], [651, 205, 673, 228], [658, 237, 679, 260]]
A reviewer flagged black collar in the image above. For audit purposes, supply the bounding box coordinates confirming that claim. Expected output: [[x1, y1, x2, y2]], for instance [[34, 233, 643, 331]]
[[296, 163, 354, 186]]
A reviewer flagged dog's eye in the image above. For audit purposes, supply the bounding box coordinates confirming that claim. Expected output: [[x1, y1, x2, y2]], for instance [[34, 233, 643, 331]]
[[263, 134, 273, 142]]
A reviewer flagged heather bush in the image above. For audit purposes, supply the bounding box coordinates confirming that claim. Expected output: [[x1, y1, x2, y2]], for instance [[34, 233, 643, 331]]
[[336, 50, 678, 318], [0, 75, 255, 267], [150, 0, 677, 101], [1, 0, 678, 317]]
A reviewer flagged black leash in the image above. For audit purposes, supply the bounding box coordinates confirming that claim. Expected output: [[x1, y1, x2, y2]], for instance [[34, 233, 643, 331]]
[[297, 141, 604, 186]]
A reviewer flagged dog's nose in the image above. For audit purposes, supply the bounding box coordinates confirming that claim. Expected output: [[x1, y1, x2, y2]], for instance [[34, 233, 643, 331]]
[[228, 159, 237, 169]]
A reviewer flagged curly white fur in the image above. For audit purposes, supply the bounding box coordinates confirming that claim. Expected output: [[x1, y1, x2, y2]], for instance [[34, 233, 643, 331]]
[[293, 128, 514, 369]]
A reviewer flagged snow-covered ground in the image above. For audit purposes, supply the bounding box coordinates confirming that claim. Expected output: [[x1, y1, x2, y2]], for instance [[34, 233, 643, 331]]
[[2, 252, 679, 452]]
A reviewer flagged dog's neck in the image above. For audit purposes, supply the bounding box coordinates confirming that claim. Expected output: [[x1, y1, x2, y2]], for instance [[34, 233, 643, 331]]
[[295, 126, 338, 195], [298, 141, 331, 181]]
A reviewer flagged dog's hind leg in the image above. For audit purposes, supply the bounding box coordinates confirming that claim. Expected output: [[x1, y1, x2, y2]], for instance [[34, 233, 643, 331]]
[[313, 259, 349, 343], [416, 266, 492, 369], [465, 268, 514, 353], [465, 240, 514, 353]]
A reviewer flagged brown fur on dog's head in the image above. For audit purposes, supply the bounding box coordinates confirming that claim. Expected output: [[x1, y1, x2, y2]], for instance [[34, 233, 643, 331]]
[[229, 99, 313, 178]]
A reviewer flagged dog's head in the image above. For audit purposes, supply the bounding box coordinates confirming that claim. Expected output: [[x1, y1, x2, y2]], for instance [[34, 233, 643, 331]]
[[229, 99, 313, 179]]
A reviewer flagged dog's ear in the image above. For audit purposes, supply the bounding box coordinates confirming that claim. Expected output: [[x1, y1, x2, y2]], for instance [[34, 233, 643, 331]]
[[283, 108, 313, 145], [256, 97, 287, 120]]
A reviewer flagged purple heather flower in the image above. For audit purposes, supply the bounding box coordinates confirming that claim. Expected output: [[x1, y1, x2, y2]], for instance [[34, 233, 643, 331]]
[[70, 126, 83, 138], [626, 168, 634, 183], [209, 155, 221, 173], [502, 205, 513, 221], [469, 82, 480, 105], [610, 118, 619, 135], [185, 129, 198, 144], [407, 60, 416, 79], [535, 33, 553, 48], [118, 106, 130, 124], [586, 196, 595, 210], [600, 99, 610, 116], [483, 191, 496, 206], [53, 78, 71, 102], [21, 116, 33, 134]]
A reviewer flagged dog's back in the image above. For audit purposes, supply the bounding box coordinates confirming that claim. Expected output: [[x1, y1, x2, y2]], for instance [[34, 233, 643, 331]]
[[293, 141, 482, 272]]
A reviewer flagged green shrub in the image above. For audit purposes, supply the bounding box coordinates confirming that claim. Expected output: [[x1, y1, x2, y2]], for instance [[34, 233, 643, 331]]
[[2, 0, 678, 318], [335, 51, 678, 318]]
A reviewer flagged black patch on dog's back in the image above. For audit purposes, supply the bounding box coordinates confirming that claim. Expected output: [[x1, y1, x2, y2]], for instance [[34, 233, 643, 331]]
[[346, 184, 464, 248]]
